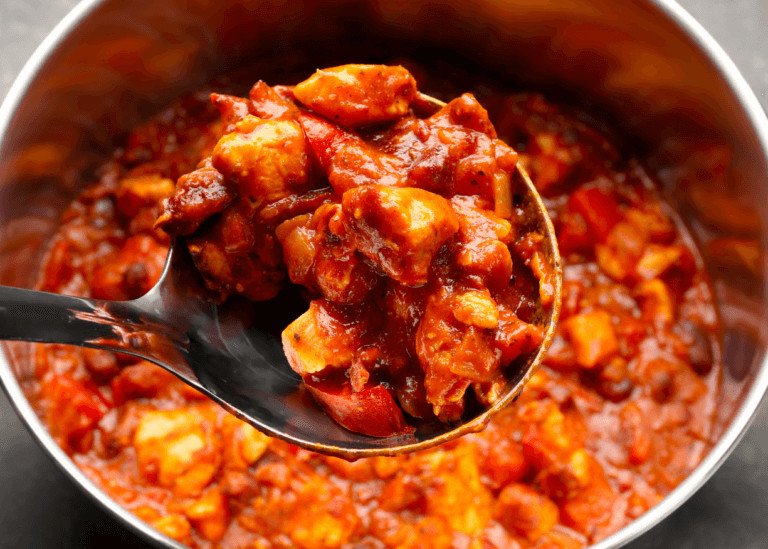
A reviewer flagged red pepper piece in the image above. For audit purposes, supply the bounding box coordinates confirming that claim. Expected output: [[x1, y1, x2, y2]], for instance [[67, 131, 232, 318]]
[[210, 93, 252, 134], [46, 374, 110, 447], [305, 376, 414, 437], [557, 211, 591, 256], [567, 185, 623, 242], [296, 111, 359, 172]]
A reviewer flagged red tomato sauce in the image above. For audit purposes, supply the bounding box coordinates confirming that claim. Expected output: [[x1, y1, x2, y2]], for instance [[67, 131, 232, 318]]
[[155, 65, 551, 435], [19, 65, 721, 549]]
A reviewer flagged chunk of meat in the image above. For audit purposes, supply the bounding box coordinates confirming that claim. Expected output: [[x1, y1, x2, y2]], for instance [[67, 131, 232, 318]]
[[111, 360, 178, 404], [538, 448, 594, 501], [567, 185, 623, 242], [211, 84, 299, 135], [210, 93, 252, 134], [275, 213, 317, 288], [414, 283, 542, 420], [184, 488, 229, 542], [595, 220, 648, 282], [82, 348, 120, 380], [114, 174, 175, 219], [277, 204, 380, 305], [558, 457, 621, 538], [453, 289, 500, 329], [338, 185, 459, 286], [155, 158, 233, 235], [635, 278, 675, 327], [494, 483, 559, 542], [133, 406, 221, 497], [562, 310, 619, 369], [415, 288, 492, 418], [519, 401, 578, 471], [282, 299, 368, 376], [383, 94, 515, 199], [212, 115, 309, 211], [451, 196, 514, 290], [634, 244, 690, 281], [442, 93, 498, 138], [422, 443, 494, 536], [220, 414, 271, 471], [494, 307, 544, 365], [293, 64, 417, 127], [150, 514, 193, 545], [478, 428, 530, 489], [187, 218, 285, 302], [620, 402, 652, 465]]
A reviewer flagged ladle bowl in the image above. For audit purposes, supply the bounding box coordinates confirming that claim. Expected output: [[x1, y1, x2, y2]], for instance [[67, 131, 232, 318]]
[[0, 94, 562, 459]]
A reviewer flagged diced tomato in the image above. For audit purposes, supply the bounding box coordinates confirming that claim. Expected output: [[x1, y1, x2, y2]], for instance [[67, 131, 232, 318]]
[[567, 185, 623, 242], [305, 377, 414, 437], [559, 461, 619, 538], [45, 374, 110, 450], [495, 309, 544, 365], [111, 360, 178, 405], [557, 211, 591, 256], [40, 239, 73, 291], [481, 434, 530, 489]]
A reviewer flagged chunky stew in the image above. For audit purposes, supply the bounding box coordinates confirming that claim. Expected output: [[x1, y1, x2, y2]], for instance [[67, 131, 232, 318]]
[[21, 64, 721, 549], [155, 65, 550, 435]]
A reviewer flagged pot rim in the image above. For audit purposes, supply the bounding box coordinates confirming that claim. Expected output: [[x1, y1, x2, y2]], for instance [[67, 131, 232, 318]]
[[1, 0, 768, 547], [0, 5, 187, 546]]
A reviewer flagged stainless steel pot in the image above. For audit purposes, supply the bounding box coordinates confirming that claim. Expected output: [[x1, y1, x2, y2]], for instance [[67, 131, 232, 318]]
[[0, 0, 767, 547]]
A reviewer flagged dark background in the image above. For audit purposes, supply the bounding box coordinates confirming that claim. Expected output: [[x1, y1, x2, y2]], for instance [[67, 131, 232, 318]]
[[1, 0, 767, 547]]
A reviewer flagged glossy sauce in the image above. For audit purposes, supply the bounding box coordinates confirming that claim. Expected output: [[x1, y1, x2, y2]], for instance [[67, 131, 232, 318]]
[[156, 65, 550, 435], [21, 69, 721, 549]]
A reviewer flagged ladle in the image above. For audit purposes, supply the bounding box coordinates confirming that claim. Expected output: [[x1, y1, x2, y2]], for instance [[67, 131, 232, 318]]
[[0, 93, 562, 459]]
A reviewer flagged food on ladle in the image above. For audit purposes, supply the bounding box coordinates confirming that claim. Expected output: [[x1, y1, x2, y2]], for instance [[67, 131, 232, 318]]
[[156, 65, 551, 435], [27, 60, 722, 548]]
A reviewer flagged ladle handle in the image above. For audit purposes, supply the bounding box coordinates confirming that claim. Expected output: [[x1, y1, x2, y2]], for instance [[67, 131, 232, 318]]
[[0, 285, 127, 346]]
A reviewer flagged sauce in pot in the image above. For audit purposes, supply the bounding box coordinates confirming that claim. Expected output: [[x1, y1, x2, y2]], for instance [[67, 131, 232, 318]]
[[20, 66, 721, 549]]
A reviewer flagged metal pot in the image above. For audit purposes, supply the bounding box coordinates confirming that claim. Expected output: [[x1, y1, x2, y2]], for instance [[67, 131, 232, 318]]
[[0, 0, 766, 547]]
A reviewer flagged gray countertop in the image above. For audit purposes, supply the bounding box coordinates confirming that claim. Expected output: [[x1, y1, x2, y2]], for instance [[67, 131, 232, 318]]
[[1, 1, 768, 548]]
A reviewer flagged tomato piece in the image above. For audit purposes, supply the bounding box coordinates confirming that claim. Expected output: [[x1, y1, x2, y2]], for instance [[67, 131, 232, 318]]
[[40, 239, 73, 291], [110, 360, 178, 405], [557, 211, 591, 256], [567, 185, 622, 242], [305, 376, 414, 437], [45, 374, 110, 450]]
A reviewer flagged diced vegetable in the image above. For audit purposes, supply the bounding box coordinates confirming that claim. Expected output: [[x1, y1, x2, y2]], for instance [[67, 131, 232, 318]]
[[305, 377, 414, 437], [567, 185, 623, 242], [562, 310, 619, 369], [494, 483, 560, 541], [282, 299, 366, 376]]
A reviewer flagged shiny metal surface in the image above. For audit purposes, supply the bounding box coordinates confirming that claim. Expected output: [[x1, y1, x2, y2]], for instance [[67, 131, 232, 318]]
[[0, 0, 767, 548], [0, 224, 560, 459]]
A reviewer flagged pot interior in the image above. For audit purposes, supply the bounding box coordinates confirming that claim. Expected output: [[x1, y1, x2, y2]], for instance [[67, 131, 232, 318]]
[[0, 0, 766, 545]]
